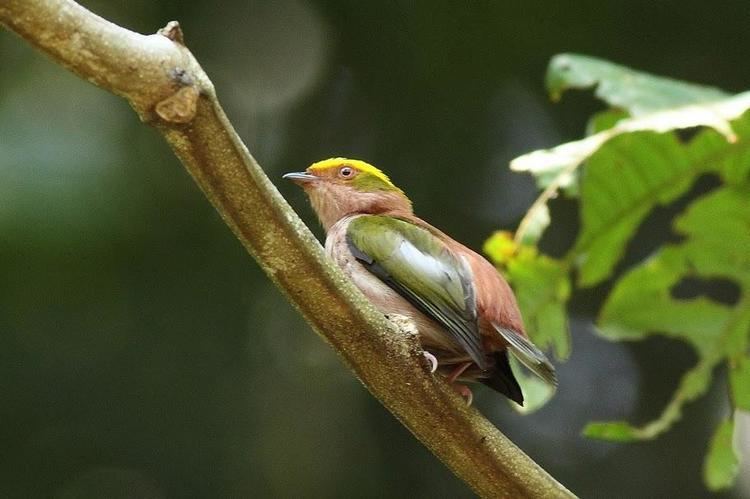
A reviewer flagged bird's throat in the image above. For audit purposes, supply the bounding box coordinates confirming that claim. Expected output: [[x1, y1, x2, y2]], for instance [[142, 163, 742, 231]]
[[306, 184, 413, 233]]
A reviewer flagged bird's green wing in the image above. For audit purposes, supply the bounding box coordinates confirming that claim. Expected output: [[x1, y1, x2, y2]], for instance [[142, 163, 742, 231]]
[[346, 215, 487, 369]]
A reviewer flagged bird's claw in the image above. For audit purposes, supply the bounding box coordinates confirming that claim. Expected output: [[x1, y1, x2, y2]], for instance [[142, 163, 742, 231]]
[[454, 384, 474, 406], [422, 351, 438, 373]]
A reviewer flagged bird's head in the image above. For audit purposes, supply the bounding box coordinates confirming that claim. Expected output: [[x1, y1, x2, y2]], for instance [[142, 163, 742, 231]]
[[284, 158, 413, 230]]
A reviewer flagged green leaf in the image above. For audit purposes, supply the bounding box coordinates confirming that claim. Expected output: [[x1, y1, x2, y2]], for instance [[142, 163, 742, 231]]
[[547, 53, 729, 116], [513, 75, 746, 195], [484, 232, 571, 360], [600, 184, 750, 349], [598, 248, 730, 354], [703, 418, 740, 491], [574, 133, 689, 285], [582, 421, 640, 442], [511, 55, 750, 247], [673, 185, 750, 281], [504, 53, 750, 490], [692, 115, 750, 185], [593, 184, 750, 487], [510, 92, 750, 202], [730, 356, 750, 411], [586, 109, 630, 135], [576, 124, 750, 286]]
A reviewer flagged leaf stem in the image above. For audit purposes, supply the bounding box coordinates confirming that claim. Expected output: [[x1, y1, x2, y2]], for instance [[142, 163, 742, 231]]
[[514, 160, 579, 246]]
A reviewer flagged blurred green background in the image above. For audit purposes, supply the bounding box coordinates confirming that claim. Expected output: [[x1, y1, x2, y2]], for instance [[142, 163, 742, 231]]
[[1, 1, 748, 497]]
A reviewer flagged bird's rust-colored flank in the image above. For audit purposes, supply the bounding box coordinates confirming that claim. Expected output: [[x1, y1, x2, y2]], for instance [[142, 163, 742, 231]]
[[284, 158, 556, 404]]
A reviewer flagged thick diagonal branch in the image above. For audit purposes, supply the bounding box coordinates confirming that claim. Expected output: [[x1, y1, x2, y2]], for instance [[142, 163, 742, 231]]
[[0, 1, 574, 497]]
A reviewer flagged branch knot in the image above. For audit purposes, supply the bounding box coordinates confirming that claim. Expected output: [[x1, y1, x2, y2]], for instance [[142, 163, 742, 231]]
[[158, 21, 184, 45], [155, 85, 199, 124]]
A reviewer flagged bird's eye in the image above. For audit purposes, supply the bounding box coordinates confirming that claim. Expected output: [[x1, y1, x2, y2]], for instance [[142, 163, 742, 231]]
[[339, 166, 354, 178]]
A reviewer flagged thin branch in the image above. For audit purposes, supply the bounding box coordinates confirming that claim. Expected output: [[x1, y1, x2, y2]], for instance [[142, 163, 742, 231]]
[[0, 1, 575, 497]]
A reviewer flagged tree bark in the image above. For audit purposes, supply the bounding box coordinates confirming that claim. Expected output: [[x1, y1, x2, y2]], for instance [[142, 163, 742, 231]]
[[0, 1, 575, 497]]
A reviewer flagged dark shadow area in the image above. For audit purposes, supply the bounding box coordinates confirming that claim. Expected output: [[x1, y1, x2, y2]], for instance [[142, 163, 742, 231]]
[[671, 276, 741, 306]]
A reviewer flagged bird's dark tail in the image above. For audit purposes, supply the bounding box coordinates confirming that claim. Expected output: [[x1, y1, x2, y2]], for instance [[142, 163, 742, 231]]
[[480, 351, 524, 405]]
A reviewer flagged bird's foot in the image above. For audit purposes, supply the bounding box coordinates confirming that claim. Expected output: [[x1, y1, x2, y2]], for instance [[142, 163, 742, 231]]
[[446, 362, 472, 383], [422, 351, 438, 373], [446, 362, 474, 405], [453, 383, 474, 406]]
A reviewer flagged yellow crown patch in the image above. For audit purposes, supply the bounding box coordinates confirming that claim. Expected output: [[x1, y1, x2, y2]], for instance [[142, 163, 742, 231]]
[[308, 157, 396, 188]]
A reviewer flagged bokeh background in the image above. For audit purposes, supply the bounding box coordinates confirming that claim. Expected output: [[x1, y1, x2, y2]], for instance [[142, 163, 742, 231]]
[[2, 1, 748, 497]]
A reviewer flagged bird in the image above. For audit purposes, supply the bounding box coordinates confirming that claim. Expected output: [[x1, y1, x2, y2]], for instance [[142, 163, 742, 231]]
[[283, 158, 556, 405]]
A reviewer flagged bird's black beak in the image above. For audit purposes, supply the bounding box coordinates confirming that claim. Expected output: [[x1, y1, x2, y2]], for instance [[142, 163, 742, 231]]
[[282, 171, 317, 184]]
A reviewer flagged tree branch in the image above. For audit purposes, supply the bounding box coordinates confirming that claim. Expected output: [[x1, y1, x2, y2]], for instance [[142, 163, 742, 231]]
[[0, 1, 575, 497]]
